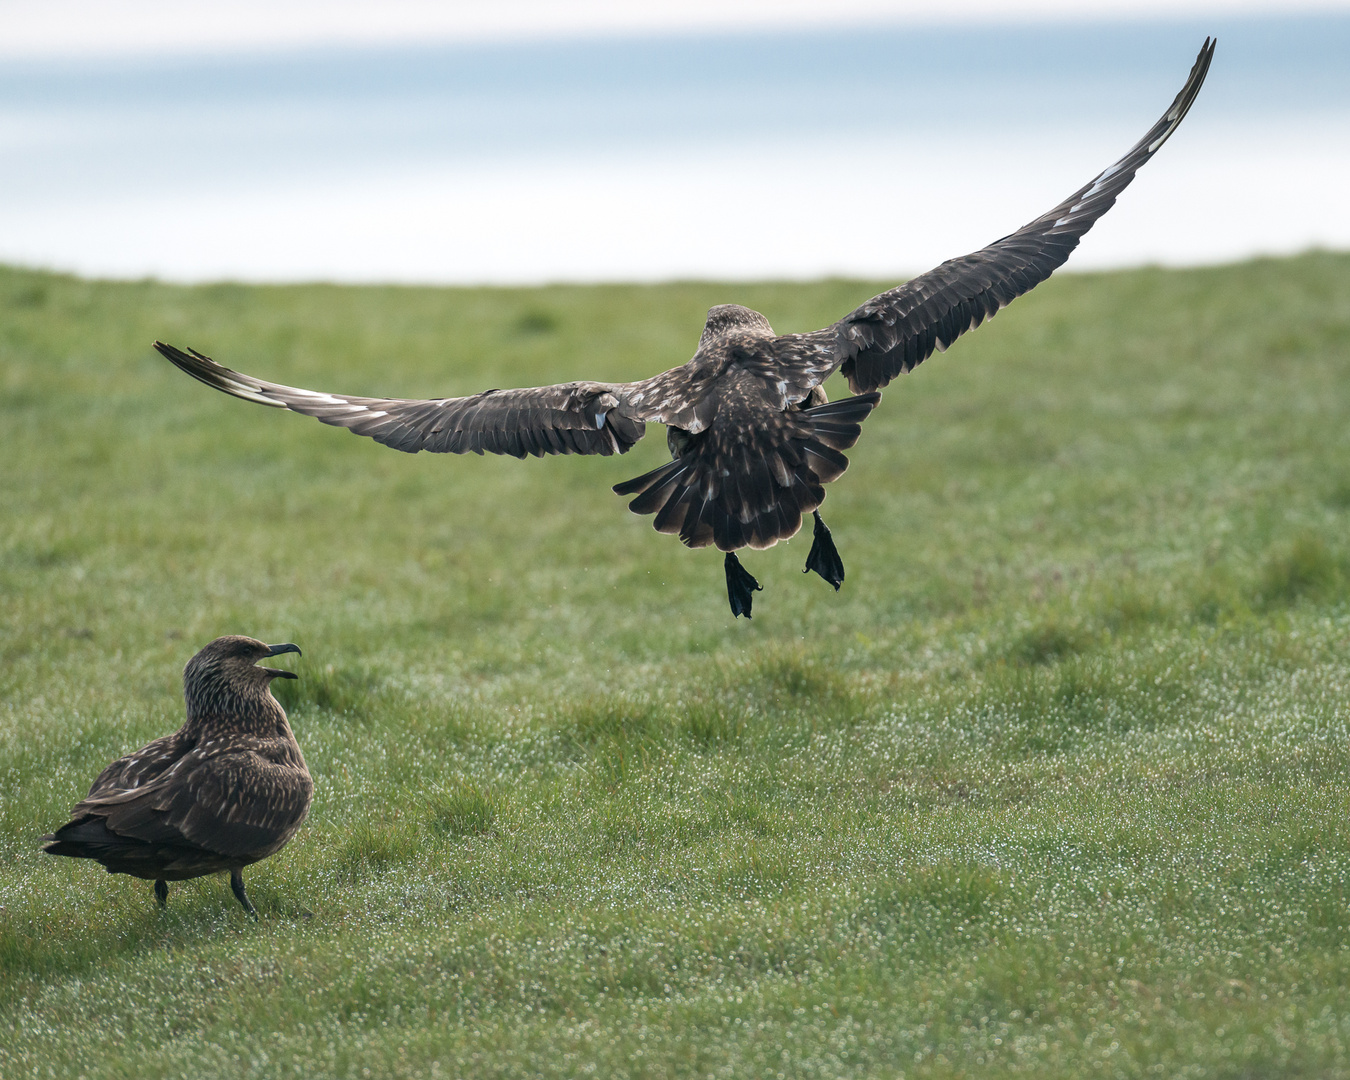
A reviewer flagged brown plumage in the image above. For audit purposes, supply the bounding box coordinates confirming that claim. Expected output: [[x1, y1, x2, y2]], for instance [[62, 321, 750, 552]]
[[43, 636, 312, 917], [154, 41, 1214, 618]]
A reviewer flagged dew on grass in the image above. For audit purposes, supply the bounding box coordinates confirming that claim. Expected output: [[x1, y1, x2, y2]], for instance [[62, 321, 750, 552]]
[[8, 257, 1350, 1075]]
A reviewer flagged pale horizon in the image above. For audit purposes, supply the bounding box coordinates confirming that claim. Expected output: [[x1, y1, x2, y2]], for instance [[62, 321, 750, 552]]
[[3, 10, 1347, 285], [4, 0, 1349, 60]]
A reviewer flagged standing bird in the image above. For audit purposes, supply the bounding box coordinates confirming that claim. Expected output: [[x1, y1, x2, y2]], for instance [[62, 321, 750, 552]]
[[43, 636, 311, 917], [156, 41, 1214, 618]]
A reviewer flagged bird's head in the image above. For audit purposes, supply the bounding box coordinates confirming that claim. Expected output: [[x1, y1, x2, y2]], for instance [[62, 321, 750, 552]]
[[699, 304, 775, 347], [183, 635, 302, 720]]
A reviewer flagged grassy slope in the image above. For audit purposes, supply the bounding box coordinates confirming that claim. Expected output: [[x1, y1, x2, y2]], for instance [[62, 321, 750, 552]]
[[1, 253, 1348, 1078]]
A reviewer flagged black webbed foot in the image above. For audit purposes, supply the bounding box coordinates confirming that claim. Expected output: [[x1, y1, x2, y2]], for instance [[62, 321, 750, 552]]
[[155, 878, 168, 909], [803, 511, 845, 590], [724, 552, 762, 618], [230, 869, 258, 919]]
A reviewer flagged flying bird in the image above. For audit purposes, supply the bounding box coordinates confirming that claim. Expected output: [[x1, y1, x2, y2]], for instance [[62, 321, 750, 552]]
[[156, 40, 1214, 618], [43, 636, 311, 916]]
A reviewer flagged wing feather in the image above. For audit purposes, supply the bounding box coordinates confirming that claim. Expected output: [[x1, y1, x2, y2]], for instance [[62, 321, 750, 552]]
[[771, 38, 1214, 395], [156, 342, 646, 459], [46, 741, 313, 874]]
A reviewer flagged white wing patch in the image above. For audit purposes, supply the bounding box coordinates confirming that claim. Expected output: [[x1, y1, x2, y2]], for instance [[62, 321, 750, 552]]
[[284, 388, 362, 406]]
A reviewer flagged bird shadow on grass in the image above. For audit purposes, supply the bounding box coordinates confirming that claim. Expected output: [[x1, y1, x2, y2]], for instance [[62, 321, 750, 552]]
[[0, 870, 303, 986]]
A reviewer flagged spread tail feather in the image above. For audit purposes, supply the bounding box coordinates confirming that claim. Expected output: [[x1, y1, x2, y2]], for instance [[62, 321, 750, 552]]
[[614, 392, 880, 551]]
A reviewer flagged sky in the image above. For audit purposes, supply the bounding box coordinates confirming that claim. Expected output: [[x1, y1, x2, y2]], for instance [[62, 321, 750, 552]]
[[2, 1, 1348, 284], [5, 0, 1350, 57]]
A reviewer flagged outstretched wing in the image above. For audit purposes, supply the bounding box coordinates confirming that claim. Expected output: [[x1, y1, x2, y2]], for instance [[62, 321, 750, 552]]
[[156, 342, 647, 458], [774, 37, 1215, 396]]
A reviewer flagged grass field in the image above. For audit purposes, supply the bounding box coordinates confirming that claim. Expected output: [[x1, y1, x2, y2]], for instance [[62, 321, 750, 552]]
[[2, 252, 1349, 1078]]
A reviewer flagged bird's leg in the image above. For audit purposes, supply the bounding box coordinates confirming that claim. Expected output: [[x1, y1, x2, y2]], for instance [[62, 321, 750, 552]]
[[803, 511, 845, 590], [154, 879, 168, 908], [724, 552, 762, 618], [230, 869, 258, 919]]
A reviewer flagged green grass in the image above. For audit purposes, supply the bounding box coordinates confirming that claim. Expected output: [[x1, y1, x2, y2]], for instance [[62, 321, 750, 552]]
[[2, 252, 1349, 1078]]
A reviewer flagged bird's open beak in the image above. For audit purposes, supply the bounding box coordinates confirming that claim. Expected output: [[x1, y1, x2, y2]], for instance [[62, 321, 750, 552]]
[[261, 642, 301, 679]]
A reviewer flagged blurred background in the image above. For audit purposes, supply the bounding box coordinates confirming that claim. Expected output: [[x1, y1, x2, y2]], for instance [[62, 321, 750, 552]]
[[2, 0, 1348, 285]]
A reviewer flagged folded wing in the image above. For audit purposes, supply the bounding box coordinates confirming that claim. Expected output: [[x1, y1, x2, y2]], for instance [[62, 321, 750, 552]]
[[44, 746, 313, 875]]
